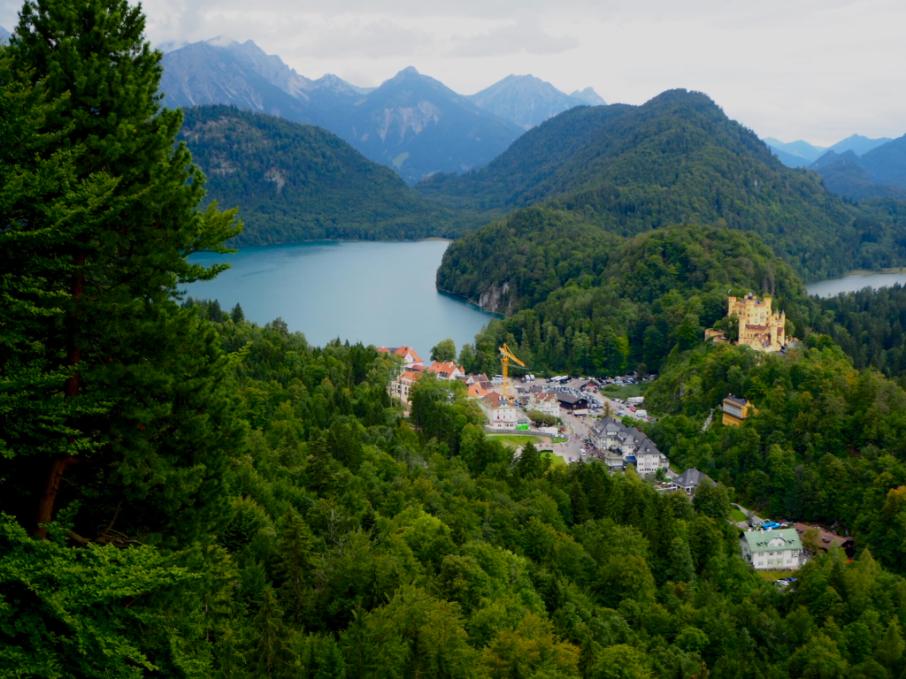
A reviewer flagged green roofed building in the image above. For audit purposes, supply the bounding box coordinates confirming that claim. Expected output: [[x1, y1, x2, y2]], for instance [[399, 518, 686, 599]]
[[741, 528, 803, 570]]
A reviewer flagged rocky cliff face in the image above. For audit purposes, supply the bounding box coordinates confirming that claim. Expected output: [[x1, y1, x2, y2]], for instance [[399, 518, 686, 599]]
[[477, 282, 513, 315]]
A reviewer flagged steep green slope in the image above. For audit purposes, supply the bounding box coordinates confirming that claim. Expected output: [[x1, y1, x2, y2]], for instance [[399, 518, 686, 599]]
[[457, 223, 806, 376], [436, 207, 620, 314], [423, 90, 900, 279], [647, 341, 906, 574], [180, 106, 455, 244]]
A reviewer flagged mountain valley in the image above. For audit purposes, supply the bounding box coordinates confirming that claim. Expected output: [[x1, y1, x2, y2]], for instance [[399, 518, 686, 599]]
[[161, 38, 604, 183]]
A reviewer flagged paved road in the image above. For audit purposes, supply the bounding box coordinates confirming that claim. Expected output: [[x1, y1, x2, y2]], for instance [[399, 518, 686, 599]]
[[551, 411, 596, 463]]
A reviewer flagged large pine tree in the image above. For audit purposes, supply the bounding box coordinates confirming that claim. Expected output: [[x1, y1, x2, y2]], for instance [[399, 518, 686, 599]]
[[0, 0, 240, 542]]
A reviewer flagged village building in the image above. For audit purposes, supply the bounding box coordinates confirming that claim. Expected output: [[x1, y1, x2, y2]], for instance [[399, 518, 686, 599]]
[[722, 395, 755, 427], [556, 393, 589, 413], [427, 361, 465, 381], [704, 328, 728, 344], [728, 293, 788, 353], [741, 528, 803, 570], [467, 381, 489, 399], [634, 441, 669, 476], [478, 392, 524, 431], [377, 345, 424, 367], [388, 369, 423, 406], [674, 468, 715, 496], [793, 523, 856, 558], [526, 392, 561, 418], [589, 417, 669, 476]]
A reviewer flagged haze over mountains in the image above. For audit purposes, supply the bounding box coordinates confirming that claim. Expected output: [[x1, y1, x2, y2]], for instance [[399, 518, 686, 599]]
[[762, 132, 906, 201], [765, 135, 893, 168], [0, 26, 9, 44], [810, 136, 906, 200], [160, 38, 603, 183]]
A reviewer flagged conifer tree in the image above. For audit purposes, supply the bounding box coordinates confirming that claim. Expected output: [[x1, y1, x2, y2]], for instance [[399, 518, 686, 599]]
[[0, 0, 240, 540]]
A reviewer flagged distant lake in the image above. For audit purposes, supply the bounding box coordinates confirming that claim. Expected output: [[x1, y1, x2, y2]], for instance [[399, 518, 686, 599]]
[[185, 240, 496, 358], [807, 270, 906, 298]]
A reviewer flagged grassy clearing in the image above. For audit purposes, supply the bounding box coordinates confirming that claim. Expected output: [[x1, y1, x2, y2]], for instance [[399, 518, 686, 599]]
[[730, 507, 748, 522], [541, 452, 567, 468], [488, 434, 547, 449]]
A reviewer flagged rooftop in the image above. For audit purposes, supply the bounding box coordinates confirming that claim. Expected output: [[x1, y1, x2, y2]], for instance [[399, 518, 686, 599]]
[[676, 468, 714, 488], [743, 528, 802, 553]]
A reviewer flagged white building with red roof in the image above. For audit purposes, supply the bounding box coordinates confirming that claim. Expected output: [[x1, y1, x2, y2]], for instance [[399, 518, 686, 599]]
[[377, 345, 424, 368], [427, 361, 465, 380], [478, 392, 522, 430], [527, 392, 561, 418]]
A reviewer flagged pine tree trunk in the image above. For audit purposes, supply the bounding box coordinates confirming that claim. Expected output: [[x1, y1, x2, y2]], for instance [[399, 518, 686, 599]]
[[35, 456, 76, 538], [35, 258, 84, 538]]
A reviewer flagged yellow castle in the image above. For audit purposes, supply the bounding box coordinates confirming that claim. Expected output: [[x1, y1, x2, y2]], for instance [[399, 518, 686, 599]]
[[728, 293, 787, 353]]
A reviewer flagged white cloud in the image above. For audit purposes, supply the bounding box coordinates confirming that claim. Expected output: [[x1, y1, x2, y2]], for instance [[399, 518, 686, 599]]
[[448, 19, 577, 57], [2, 0, 905, 143]]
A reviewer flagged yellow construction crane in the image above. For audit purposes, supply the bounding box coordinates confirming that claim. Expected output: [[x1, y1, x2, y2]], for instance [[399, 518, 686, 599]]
[[499, 343, 526, 403]]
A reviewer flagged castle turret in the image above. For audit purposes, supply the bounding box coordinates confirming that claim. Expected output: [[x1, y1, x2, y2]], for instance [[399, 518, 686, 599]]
[[728, 293, 788, 353]]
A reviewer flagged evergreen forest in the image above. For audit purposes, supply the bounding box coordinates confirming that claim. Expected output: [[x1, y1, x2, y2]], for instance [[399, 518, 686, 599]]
[[179, 106, 462, 245], [3, 1, 906, 678]]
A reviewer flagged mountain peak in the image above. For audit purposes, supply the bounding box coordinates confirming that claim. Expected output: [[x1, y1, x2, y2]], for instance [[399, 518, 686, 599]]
[[829, 133, 893, 156], [313, 73, 369, 95], [470, 74, 603, 130], [395, 66, 421, 78], [569, 87, 605, 106], [204, 35, 239, 48], [0, 26, 10, 45]]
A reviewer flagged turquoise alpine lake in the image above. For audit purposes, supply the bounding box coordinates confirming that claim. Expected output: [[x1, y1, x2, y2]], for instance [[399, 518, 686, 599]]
[[185, 240, 496, 357], [807, 270, 906, 298]]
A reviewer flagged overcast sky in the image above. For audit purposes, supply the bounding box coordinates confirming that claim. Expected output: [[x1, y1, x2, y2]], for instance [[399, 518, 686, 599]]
[[2, 0, 904, 145]]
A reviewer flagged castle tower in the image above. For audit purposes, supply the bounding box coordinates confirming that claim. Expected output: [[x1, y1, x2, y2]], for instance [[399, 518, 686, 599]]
[[728, 293, 788, 353]]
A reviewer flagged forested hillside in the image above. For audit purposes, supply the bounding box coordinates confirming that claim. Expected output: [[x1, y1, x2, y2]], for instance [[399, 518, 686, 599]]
[[5, 2, 906, 677], [647, 341, 906, 574], [436, 207, 619, 314], [424, 90, 905, 279], [180, 106, 457, 243], [810, 283, 906, 381], [452, 222, 806, 376]]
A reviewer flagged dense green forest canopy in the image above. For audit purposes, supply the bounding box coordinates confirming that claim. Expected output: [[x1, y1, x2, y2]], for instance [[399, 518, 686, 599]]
[[180, 106, 460, 244], [436, 207, 620, 314], [6, 302, 906, 676], [451, 219, 807, 377], [646, 340, 906, 574], [422, 90, 906, 280], [809, 283, 906, 382], [4, 1, 906, 676]]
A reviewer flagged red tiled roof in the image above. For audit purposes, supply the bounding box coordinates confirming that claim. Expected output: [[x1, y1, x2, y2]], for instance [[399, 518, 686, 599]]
[[428, 361, 463, 375], [468, 382, 488, 398], [482, 392, 504, 408], [394, 346, 423, 362]]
